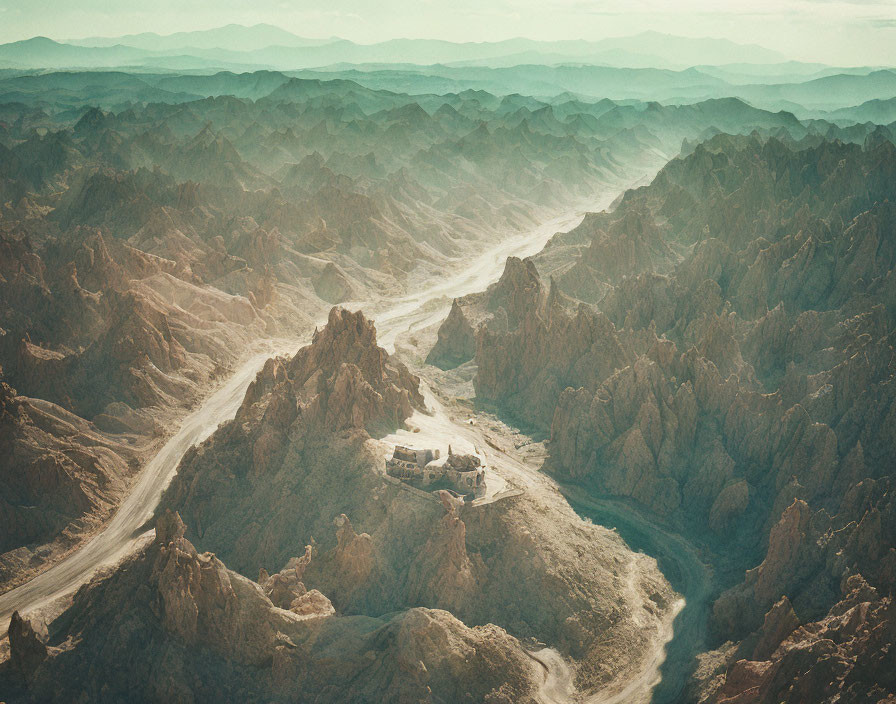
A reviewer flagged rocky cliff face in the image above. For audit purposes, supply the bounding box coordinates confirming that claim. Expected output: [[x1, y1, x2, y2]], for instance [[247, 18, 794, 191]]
[[427, 255, 599, 431], [695, 576, 895, 704], [713, 480, 896, 640], [458, 134, 896, 700], [0, 512, 541, 703], [476, 295, 630, 433], [425, 299, 477, 369]]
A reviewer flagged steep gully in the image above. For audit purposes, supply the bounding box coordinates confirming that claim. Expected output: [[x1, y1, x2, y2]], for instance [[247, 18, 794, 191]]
[[1, 191, 713, 703], [561, 487, 713, 704]]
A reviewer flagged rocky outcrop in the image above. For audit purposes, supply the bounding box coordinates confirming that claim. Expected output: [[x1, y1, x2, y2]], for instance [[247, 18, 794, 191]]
[[153, 304, 678, 698], [405, 491, 478, 612], [163, 309, 672, 686], [560, 207, 677, 300], [1, 512, 541, 703], [160, 307, 425, 575], [713, 480, 896, 640], [697, 576, 895, 704], [426, 299, 477, 369], [312, 261, 360, 304], [487, 256, 545, 330], [476, 297, 630, 433], [751, 596, 800, 662], [0, 373, 137, 588], [6, 611, 49, 685], [240, 305, 424, 437]]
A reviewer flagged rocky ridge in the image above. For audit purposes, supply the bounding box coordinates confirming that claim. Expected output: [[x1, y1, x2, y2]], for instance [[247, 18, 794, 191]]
[[442, 134, 896, 702], [157, 306, 676, 696], [1, 510, 541, 703], [1, 305, 677, 700]]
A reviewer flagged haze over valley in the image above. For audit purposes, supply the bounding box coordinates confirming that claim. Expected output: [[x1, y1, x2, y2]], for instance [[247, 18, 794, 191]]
[[0, 7, 894, 704]]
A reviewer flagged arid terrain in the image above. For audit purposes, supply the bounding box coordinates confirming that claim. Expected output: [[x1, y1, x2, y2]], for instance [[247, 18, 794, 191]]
[[1, 19, 895, 704], [425, 133, 896, 703]]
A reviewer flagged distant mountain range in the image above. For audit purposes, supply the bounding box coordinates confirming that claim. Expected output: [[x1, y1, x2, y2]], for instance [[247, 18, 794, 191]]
[[1, 25, 791, 72], [296, 64, 896, 113], [0, 25, 893, 114], [68, 23, 337, 52], [2, 63, 895, 120]]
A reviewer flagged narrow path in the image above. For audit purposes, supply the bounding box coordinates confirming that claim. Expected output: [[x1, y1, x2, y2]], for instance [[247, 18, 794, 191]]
[[0, 339, 297, 627], [529, 647, 576, 704]]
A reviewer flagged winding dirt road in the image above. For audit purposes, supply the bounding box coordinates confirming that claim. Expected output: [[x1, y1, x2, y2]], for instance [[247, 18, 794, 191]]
[[0, 340, 297, 627], [0, 204, 594, 629]]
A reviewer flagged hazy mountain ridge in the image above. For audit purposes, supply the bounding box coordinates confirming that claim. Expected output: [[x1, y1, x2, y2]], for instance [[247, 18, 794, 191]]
[[68, 23, 339, 52], [1, 36, 892, 115], [60, 27, 787, 68], [0, 25, 891, 116]]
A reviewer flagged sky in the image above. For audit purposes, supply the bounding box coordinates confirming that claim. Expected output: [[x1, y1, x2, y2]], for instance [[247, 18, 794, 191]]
[[0, 0, 894, 66]]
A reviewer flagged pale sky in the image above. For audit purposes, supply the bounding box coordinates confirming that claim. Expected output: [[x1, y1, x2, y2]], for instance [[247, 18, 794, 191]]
[[1, 0, 894, 66]]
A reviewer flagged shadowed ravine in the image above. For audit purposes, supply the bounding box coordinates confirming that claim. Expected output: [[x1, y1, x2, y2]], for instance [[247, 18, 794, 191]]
[[559, 485, 714, 704]]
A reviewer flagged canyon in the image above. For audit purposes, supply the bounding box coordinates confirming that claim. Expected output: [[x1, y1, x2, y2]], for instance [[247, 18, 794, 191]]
[[0, 27, 894, 704]]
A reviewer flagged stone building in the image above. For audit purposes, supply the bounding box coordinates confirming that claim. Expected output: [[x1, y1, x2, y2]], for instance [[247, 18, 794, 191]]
[[386, 444, 486, 497], [386, 445, 440, 479]]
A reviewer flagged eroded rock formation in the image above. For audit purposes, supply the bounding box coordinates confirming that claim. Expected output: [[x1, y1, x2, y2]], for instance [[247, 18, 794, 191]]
[[0, 512, 541, 703], [459, 134, 896, 700], [426, 299, 477, 369], [0, 373, 137, 588], [696, 576, 895, 704]]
